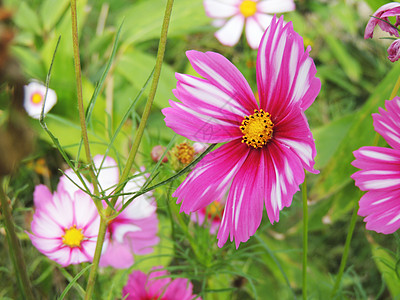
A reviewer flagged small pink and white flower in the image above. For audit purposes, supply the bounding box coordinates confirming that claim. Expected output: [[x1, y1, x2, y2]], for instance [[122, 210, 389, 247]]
[[28, 180, 100, 267], [204, 0, 295, 49], [122, 267, 201, 300], [388, 39, 400, 62], [92, 156, 159, 269], [23, 81, 57, 119], [163, 16, 320, 248], [352, 96, 400, 234]]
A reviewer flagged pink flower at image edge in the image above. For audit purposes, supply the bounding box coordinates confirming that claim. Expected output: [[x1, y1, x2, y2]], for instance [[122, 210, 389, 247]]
[[364, 2, 400, 39], [352, 96, 400, 234], [162, 15, 320, 248]]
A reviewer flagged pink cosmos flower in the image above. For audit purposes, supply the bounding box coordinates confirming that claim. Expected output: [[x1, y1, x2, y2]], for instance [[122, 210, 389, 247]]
[[122, 267, 201, 300], [364, 2, 400, 39], [162, 16, 320, 248], [204, 0, 295, 49], [93, 156, 160, 269], [28, 180, 100, 267], [190, 198, 225, 234], [23, 81, 57, 119], [352, 96, 400, 234], [388, 39, 400, 62]]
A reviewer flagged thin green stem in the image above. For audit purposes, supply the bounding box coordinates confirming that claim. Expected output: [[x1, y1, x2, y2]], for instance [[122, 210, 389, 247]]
[[302, 176, 308, 300], [0, 179, 35, 300], [389, 74, 400, 100], [113, 0, 174, 204], [330, 201, 359, 299], [70, 0, 100, 200]]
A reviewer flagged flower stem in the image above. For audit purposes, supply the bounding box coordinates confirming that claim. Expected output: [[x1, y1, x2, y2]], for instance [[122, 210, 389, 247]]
[[115, 0, 174, 201], [0, 178, 35, 300], [302, 175, 308, 300], [389, 74, 400, 100], [84, 216, 108, 300], [70, 0, 100, 200], [330, 201, 359, 299]]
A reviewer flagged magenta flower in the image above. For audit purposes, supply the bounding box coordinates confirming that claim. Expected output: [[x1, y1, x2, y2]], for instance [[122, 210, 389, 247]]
[[92, 156, 159, 269], [28, 180, 100, 267], [122, 267, 201, 300], [162, 16, 320, 247], [352, 96, 400, 234], [388, 39, 400, 62], [204, 0, 295, 49], [364, 2, 400, 39]]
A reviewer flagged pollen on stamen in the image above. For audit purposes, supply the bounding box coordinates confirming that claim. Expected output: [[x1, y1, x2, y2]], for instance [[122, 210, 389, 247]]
[[240, 109, 274, 149]]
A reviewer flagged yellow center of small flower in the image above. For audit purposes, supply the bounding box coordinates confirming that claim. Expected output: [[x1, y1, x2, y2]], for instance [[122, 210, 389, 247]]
[[31, 92, 43, 104], [240, 109, 274, 149], [176, 142, 195, 164], [62, 225, 84, 248], [239, 0, 257, 18]]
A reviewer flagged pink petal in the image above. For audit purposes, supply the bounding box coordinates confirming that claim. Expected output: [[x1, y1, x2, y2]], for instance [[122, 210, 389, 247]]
[[174, 139, 249, 214], [214, 14, 245, 47], [274, 105, 318, 173], [359, 190, 400, 234], [364, 2, 400, 39], [33, 184, 53, 209], [164, 278, 197, 300], [263, 141, 305, 223], [28, 234, 62, 254], [387, 39, 400, 62], [257, 15, 320, 113], [186, 50, 258, 112], [93, 155, 119, 193], [124, 216, 160, 255], [352, 147, 400, 191], [58, 168, 92, 199], [217, 149, 264, 248], [245, 16, 264, 49], [123, 270, 148, 300], [257, 0, 295, 13], [72, 190, 100, 236], [99, 240, 134, 269], [373, 97, 400, 148], [30, 209, 65, 238], [204, 0, 239, 18]]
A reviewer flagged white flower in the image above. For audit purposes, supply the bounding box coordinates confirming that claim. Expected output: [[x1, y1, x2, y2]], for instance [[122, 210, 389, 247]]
[[23, 81, 57, 119], [204, 0, 295, 49]]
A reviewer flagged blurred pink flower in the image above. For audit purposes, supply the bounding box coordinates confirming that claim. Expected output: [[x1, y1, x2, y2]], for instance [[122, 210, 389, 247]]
[[93, 156, 159, 269], [388, 39, 400, 62], [204, 0, 295, 49], [28, 180, 100, 267], [23, 81, 57, 119], [190, 198, 224, 234], [193, 142, 208, 154], [151, 145, 168, 163], [352, 96, 400, 234], [162, 16, 320, 248], [364, 2, 400, 39], [122, 267, 201, 300]]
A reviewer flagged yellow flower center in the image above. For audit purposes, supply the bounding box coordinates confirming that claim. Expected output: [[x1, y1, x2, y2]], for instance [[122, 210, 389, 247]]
[[31, 92, 43, 104], [176, 142, 195, 164], [62, 225, 84, 248], [240, 109, 274, 149], [239, 0, 257, 18]]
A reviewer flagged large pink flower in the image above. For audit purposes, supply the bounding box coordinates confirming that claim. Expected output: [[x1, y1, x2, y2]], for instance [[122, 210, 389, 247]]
[[364, 2, 400, 39], [94, 156, 159, 269], [122, 267, 201, 300], [162, 16, 320, 248], [28, 180, 100, 267], [204, 0, 295, 49], [352, 96, 400, 234]]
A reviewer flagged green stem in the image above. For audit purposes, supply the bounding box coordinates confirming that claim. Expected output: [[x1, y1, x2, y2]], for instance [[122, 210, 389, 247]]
[[70, 0, 100, 200], [330, 201, 359, 299], [113, 0, 174, 204], [84, 1, 174, 298], [0, 179, 35, 300], [389, 74, 400, 100], [84, 217, 108, 300], [302, 176, 308, 300]]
